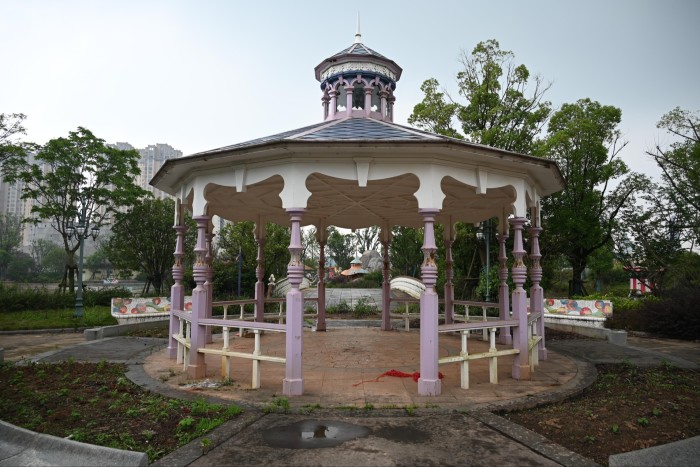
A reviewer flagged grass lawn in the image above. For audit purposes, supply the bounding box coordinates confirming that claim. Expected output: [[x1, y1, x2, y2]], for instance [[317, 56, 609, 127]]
[[0, 306, 117, 331]]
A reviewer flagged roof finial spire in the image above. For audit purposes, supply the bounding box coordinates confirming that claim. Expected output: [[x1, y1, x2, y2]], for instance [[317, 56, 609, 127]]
[[354, 12, 361, 43]]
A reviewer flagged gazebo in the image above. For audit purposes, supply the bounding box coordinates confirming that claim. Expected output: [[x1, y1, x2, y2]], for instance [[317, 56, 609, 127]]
[[150, 29, 564, 397]]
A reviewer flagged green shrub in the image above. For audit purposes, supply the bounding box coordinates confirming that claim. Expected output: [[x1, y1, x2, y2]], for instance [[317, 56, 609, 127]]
[[352, 297, 378, 318], [326, 300, 351, 314], [0, 284, 132, 312], [605, 288, 699, 340]]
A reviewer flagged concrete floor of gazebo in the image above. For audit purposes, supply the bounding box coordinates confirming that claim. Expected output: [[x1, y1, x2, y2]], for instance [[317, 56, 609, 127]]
[[143, 327, 579, 410]]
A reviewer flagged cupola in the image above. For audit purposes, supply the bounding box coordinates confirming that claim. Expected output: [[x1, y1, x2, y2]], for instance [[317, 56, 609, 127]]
[[314, 19, 402, 122]]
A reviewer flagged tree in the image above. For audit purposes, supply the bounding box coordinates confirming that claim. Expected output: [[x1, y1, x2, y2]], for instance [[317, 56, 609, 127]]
[[0, 214, 22, 280], [105, 198, 177, 295], [539, 98, 648, 296], [407, 79, 462, 138], [354, 226, 380, 254], [0, 113, 36, 166], [647, 107, 700, 244], [389, 226, 423, 277], [2, 127, 147, 292], [85, 245, 112, 280], [216, 221, 257, 297], [30, 239, 65, 282], [216, 221, 291, 297], [326, 227, 354, 270], [302, 226, 319, 267], [409, 39, 551, 153]]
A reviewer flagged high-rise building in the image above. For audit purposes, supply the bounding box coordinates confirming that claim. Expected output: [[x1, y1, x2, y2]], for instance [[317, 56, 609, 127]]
[[112, 142, 182, 199]]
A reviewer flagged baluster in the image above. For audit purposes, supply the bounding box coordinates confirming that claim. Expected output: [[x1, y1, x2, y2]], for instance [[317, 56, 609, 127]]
[[461, 330, 469, 389], [252, 330, 261, 389], [489, 328, 498, 384], [222, 326, 230, 380]]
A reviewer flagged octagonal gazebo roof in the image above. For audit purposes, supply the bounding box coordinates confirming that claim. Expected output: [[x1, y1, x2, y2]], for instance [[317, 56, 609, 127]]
[[151, 33, 564, 230]]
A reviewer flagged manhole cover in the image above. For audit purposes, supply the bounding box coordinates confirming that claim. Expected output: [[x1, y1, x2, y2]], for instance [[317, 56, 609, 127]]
[[262, 420, 370, 449]]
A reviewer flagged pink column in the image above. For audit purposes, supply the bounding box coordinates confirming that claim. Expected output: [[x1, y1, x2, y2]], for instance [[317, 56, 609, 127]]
[[322, 95, 329, 120], [379, 90, 388, 119], [529, 225, 547, 360], [167, 224, 186, 358], [187, 215, 210, 379], [497, 232, 512, 345], [328, 90, 338, 119], [283, 209, 305, 396], [380, 231, 392, 331], [345, 86, 353, 116], [204, 230, 214, 344], [254, 225, 266, 322], [509, 217, 530, 380], [364, 87, 373, 116], [316, 228, 327, 332], [443, 233, 455, 325], [418, 209, 441, 396]]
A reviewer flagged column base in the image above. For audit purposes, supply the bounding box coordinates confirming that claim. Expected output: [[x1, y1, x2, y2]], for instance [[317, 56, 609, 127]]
[[283, 378, 304, 396], [538, 347, 548, 360], [418, 378, 441, 396], [499, 330, 513, 346], [511, 364, 531, 381], [187, 363, 206, 379], [166, 345, 177, 359]]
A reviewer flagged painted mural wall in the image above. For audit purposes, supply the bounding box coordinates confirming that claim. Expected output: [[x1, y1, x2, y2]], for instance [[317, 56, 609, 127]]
[[111, 296, 192, 318], [543, 298, 613, 318]]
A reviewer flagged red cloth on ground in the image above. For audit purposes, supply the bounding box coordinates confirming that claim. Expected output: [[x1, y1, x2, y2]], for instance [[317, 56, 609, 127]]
[[353, 369, 444, 386]]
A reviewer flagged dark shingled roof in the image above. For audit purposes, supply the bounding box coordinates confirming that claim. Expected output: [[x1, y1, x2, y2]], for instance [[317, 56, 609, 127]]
[[192, 118, 441, 156], [331, 42, 387, 59]]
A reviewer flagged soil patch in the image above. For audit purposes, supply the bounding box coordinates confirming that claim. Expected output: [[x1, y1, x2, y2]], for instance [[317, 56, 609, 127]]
[[0, 360, 242, 462], [500, 362, 700, 466]]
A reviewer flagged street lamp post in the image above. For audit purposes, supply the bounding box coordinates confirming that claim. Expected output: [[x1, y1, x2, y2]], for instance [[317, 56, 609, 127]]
[[476, 219, 491, 302], [67, 197, 99, 318]]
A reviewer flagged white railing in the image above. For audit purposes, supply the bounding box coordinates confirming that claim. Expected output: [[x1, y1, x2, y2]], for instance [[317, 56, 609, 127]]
[[453, 300, 503, 341], [438, 320, 519, 389], [389, 298, 503, 337], [172, 309, 286, 390], [214, 297, 319, 329]]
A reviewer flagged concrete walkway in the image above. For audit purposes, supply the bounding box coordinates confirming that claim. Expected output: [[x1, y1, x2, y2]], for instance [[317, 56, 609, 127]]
[[1, 327, 698, 466]]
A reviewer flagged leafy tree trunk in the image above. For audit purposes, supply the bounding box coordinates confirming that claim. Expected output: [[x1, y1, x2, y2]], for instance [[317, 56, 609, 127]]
[[152, 276, 163, 296], [569, 259, 588, 297]]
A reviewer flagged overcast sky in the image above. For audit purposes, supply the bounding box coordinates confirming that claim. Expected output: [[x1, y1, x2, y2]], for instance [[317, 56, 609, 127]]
[[2, 0, 698, 180]]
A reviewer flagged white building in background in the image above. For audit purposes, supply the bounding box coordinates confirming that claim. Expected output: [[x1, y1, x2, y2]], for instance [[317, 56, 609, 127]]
[[112, 142, 182, 199]]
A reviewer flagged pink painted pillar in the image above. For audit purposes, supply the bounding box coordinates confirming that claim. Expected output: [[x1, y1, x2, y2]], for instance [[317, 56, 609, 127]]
[[380, 232, 392, 331], [443, 233, 455, 325], [204, 230, 214, 344], [497, 232, 512, 345], [322, 95, 329, 120], [529, 225, 547, 360], [254, 225, 266, 322], [509, 217, 530, 380], [167, 224, 186, 358], [187, 215, 210, 379], [328, 90, 338, 119], [364, 87, 372, 116], [316, 228, 327, 332], [345, 85, 353, 116], [283, 209, 305, 396], [418, 209, 441, 396], [380, 90, 388, 119]]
